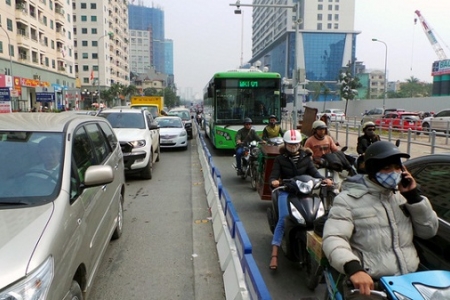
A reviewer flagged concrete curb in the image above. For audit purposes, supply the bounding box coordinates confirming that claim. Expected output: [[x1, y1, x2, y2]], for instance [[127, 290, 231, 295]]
[[196, 126, 271, 300]]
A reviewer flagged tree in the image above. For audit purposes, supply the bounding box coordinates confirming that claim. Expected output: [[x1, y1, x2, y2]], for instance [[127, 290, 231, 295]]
[[398, 76, 431, 98], [338, 67, 361, 115]]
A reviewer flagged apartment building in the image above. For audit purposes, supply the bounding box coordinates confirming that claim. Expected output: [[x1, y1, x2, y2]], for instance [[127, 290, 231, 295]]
[[249, 0, 358, 101], [73, 0, 130, 103], [0, 0, 76, 111]]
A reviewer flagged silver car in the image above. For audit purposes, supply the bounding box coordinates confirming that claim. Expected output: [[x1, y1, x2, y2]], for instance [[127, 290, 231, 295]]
[[422, 108, 450, 132], [0, 113, 125, 299]]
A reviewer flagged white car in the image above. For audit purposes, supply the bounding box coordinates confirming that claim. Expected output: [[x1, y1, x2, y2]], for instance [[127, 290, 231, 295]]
[[317, 109, 346, 123], [155, 116, 188, 150], [422, 108, 450, 132], [98, 108, 160, 179]]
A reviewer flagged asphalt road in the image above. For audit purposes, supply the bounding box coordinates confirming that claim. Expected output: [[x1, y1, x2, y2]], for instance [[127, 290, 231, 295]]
[[89, 135, 225, 300], [200, 132, 326, 299]]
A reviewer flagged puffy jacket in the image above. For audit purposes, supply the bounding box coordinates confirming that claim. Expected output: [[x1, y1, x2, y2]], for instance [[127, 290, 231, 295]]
[[322, 174, 438, 279], [269, 147, 323, 182]]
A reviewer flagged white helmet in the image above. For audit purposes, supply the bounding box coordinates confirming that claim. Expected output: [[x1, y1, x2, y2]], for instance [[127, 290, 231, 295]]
[[312, 120, 327, 130], [283, 130, 302, 144]]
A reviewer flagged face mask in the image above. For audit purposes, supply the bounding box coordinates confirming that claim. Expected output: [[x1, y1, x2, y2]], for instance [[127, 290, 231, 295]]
[[286, 144, 300, 153], [376, 171, 401, 189]]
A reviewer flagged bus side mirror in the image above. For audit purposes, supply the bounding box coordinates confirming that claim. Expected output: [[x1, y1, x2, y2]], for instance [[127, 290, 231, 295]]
[[281, 93, 287, 108]]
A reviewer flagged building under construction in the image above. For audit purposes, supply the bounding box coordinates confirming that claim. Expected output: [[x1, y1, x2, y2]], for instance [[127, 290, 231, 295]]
[[415, 10, 450, 96]]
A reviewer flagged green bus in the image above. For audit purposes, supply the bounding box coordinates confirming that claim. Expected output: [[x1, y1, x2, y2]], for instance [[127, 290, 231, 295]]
[[203, 69, 284, 149]]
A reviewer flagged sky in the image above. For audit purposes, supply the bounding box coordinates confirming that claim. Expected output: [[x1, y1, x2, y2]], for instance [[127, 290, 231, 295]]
[[146, 0, 450, 99]]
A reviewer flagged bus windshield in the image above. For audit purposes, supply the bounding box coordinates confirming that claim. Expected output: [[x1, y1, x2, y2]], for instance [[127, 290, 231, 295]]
[[213, 79, 281, 124]]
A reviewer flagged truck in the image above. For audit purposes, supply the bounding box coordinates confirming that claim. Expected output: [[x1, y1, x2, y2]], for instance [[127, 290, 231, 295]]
[[130, 96, 165, 118]]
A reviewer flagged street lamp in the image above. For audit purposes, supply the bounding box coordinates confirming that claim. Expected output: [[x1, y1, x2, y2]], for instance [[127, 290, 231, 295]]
[[0, 24, 14, 112], [372, 38, 387, 111], [97, 32, 113, 103], [229, 1, 299, 127]]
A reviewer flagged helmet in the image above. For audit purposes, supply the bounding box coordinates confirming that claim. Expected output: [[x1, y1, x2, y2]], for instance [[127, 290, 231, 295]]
[[364, 141, 410, 174], [363, 121, 376, 131], [312, 120, 327, 130], [269, 114, 277, 120], [243, 117, 252, 124], [283, 130, 302, 144]]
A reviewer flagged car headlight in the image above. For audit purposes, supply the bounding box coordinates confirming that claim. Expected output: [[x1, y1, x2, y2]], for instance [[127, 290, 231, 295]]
[[180, 131, 187, 137], [0, 256, 54, 300], [129, 140, 146, 148]]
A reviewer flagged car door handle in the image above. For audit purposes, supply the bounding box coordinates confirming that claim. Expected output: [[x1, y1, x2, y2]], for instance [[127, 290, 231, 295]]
[[101, 185, 107, 191], [114, 163, 119, 170]]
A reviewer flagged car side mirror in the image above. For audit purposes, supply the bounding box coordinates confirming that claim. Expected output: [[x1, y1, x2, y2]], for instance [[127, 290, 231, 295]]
[[149, 124, 159, 130]]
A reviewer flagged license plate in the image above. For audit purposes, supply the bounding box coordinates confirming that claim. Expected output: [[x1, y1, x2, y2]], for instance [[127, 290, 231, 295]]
[[161, 140, 173, 144]]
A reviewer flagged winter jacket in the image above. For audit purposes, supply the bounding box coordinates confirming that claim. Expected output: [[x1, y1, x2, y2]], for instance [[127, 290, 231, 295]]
[[357, 134, 381, 155], [269, 147, 323, 182], [322, 174, 438, 279], [235, 127, 262, 146]]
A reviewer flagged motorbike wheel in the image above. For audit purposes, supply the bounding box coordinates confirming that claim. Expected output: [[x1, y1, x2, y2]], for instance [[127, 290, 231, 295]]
[[306, 255, 323, 291], [266, 207, 276, 234], [250, 163, 258, 190]]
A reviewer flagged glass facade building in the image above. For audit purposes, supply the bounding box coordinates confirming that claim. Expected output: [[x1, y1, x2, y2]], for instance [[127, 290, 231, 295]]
[[250, 0, 358, 102]]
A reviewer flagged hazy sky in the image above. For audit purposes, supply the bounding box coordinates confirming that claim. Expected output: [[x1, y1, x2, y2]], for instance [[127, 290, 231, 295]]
[[150, 0, 450, 99]]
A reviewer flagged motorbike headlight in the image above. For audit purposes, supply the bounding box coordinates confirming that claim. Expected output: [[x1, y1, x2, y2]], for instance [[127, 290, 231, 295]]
[[290, 203, 306, 225], [251, 147, 260, 156], [130, 139, 146, 148], [316, 201, 325, 218], [0, 256, 54, 300], [295, 180, 314, 194]]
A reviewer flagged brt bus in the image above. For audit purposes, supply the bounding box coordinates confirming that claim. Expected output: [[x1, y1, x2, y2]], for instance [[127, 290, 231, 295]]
[[203, 69, 285, 149]]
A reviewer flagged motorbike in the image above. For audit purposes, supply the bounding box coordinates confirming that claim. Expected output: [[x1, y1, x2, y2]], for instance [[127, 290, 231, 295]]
[[266, 175, 326, 271], [322, 268, 450, 300], [232, 141, 261, 183]]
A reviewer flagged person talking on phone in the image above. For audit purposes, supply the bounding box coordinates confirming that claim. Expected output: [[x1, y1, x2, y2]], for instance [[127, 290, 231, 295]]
[[322, 141, 438, 297]]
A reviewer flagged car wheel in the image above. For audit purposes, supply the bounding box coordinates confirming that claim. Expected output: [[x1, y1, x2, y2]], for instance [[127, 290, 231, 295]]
[[112, 194, 124, 240], [67, 280, 83, 300], [183, 144, 188, 151], [155, 144, 160, 162], [141, 152, 153, 179], [422, 122, 430, 134]]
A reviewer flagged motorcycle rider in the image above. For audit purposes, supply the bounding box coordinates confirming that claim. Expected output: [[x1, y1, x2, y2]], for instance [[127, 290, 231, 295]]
[[262, 115, 284, 140], [322, 141, 438, 297], [356, 121, 381, 173], [304, 120, 340, 165], [269, 129, 332, 270], [235, 118, 265, 175]]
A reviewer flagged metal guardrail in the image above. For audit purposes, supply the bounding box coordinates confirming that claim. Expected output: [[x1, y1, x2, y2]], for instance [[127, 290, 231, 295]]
[[281, 116, 450, 157]]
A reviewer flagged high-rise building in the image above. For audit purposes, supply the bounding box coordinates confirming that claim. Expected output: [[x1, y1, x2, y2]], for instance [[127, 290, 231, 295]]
[[73, 0, 130, 95], [249, 0, 358, 101], [0, 0, 77, 111], [129, 29, 152, 74], [128, 4, 167, 75]]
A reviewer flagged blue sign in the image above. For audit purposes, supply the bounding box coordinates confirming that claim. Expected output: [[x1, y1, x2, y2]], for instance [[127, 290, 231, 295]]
[[36, 92, 55, 102], [0, 87, 11, 101]]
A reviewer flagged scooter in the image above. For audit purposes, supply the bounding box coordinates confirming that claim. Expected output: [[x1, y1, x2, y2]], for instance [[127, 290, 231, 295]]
[[266, 175, 326, 269], [232, 140, 260, 181], [322, 268, 450, 299]]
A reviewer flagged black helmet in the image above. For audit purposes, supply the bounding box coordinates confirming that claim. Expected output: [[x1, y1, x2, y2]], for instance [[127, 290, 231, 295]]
[[269, 114, 277, 120], [364, 141, 410, 174], [243, 117, 252, 124]]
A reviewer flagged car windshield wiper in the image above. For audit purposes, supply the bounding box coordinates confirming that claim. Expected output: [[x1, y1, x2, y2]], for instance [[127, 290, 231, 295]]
[[0, 201, 27, 206]]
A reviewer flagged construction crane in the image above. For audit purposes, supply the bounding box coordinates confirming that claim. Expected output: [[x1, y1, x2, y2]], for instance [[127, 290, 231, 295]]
[[414, 10, 448, 60]]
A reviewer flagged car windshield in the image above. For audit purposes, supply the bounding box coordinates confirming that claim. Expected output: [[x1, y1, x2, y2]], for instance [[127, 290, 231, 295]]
[[0, 131, 64, 204], [156, 118, 183, 128], [401, 114, 420, 120], [169, 110, 190, 120], [100, 112, 146, 129]]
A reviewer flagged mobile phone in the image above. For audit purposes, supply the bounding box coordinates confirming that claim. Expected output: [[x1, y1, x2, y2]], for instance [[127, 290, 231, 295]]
[[400, 166, 411, 188]]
